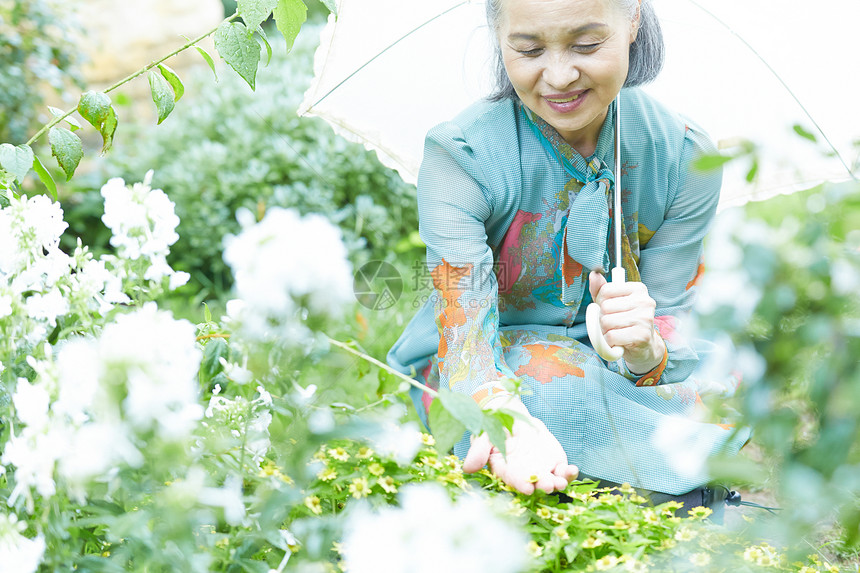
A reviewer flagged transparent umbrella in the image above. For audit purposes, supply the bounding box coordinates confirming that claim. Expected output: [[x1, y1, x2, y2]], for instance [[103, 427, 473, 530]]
[[299, 0, 860, 207]]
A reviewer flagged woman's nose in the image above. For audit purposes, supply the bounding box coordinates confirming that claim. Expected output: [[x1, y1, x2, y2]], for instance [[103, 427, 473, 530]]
[[542, 52, 580, 91]]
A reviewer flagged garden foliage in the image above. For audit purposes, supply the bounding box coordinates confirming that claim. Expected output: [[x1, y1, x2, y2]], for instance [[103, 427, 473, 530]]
[[0, 0, 84, 145], [60, 24, 418, 299]]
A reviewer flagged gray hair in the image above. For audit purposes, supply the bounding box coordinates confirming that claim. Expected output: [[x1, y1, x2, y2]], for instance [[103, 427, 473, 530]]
[[485, 0, 665, 101]]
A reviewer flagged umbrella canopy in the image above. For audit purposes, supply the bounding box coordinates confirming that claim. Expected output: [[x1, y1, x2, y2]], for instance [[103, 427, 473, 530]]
[[300, 0, 860, 208]]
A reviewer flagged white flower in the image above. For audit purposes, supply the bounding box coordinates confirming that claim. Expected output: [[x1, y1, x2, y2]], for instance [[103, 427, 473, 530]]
[[0, 513, 46, 573], [651, 416, 710, 480], [198, 474, 245, 526], [1, 424, 64, 502], [23, 288, 69, 327], [102, 304, 202, 438], [341, 484, 527, 573], [99, 171, 187, 289], [11, 379, 50, 430], [223, 207, 353, 341], [57, 422, 142, 491], [370, 420, 423, 466]]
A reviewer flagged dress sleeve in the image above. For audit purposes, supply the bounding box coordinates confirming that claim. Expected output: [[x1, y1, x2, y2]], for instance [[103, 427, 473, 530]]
[[629, 124, 722, 385], [417, 122, 518, 403]]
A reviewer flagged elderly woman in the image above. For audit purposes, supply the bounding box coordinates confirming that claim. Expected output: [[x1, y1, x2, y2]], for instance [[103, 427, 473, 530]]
[[387, 0, 748, 508]]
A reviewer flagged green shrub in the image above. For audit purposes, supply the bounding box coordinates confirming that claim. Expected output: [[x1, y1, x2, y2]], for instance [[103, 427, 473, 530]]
[[62, 25, 418, 300], [704, 178, 860, 554], [0, 0, 84, 144]]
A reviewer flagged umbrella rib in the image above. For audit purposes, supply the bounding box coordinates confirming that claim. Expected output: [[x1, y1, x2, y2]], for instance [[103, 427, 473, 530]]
[[311, 1, 472, 108], [686, 0, 856, 180]]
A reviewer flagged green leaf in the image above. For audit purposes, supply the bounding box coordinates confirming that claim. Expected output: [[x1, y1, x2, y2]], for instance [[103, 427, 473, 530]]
[[436, 389, 483, 435], [203, 302, 213, 323], [77, 91, 112, 129], [148, 71, 175, 124], [0, 143, 34, 183], [157, 64, 185, 101], [318, 0, 336, 15], [214, 21, 261, 90], [273, 0, 307, 53], [48, 127, 83, 181], [257, 25, 273, 66], [194, 46, 219, 81], [48, 106, 82, 131], [480, 412, 508, 458], [376, 368, 399, 397], [100, 107, 118, 154], [428, 398, 466, 455], [238, 0, 278, 31], [692, 153, 734, 172], [32, 155, 57, 200], [77, 92, 117, 153], [793, 123, 817, 143], [201, 338, 229, 380], [745, 158, 759, 183]]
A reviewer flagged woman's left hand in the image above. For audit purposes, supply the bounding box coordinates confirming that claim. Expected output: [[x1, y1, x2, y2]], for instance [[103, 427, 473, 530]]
[[588, 270, 664, 374]]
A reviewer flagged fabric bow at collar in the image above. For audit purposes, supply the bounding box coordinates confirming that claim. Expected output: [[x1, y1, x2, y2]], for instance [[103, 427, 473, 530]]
[[521, 102, 617, 308]]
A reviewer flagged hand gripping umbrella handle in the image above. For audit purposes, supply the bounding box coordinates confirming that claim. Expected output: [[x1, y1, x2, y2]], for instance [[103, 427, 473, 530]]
[[586, 266, 626, 362]]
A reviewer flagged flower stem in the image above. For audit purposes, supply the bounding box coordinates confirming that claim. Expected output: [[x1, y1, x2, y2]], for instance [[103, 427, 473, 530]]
[[325, 336, 438, 399]]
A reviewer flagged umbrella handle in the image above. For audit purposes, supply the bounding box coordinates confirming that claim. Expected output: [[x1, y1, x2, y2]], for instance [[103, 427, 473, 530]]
[[586, 267, 626, 362]]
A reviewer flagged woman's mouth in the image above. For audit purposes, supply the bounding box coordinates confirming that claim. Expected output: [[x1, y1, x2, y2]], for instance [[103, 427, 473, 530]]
[[544, 90, 588, 113]]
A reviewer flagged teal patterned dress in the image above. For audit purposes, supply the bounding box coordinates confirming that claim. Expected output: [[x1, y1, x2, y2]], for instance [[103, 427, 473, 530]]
[[386, 87, 749, 495]]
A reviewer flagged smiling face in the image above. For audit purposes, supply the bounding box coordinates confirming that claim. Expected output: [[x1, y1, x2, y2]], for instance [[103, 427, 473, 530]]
[[497, 0, 638, 156]]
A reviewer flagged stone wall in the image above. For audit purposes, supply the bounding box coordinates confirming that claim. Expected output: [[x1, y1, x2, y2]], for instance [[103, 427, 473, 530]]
[[75, 0, 225, 88]]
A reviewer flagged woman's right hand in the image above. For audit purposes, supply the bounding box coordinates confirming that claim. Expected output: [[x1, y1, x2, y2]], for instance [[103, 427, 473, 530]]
[[462, 400, 578, 494]]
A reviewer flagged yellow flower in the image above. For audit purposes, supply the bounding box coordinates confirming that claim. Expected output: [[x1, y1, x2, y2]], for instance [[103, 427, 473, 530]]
[[624, 558, 648, 572], [378, 475, 398, 494], [687, 505, 713, 519], [743, 546, 763, 562], [613, 520, 630, 530], [348, 477, 370, 499], [421, 433, 436, 446], [568, 505, 586, 516], [825, 565, 839, 573], [629, 494, 649, 504], [527, 541, 543, 557], [368, 462, 385, 476], [618, 482, 635, 494], [597, 493, 622, 505], [318, 467, 337, 482], [304, 495, 322, 515], [553, 527, 569, 540], [582, 536, 605, 549], [536, 507, 552, 520], [357, 446, 374, 459], [443, 471, 468, 489], [690, 553, 711, 566], [798, 567, 819, 573], [643, 509, 659, 524], [327, 447, 350, 461], [420, 456, 443, 470], [312, 448, 327, 461], [332, 541, 343, 554], [659, 538, 676, 549], [445, 454, 461, 468], [595, 555, 620, 570], [551, 512, 570, 524], [756, 553, 779, 567], [674, 527, 697, 542]]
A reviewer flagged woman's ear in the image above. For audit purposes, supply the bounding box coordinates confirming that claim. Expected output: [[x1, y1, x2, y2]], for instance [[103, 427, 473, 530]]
[[630, 2, 641, 43]]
